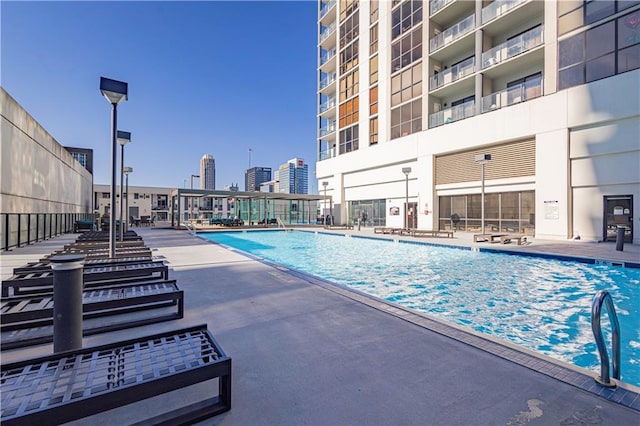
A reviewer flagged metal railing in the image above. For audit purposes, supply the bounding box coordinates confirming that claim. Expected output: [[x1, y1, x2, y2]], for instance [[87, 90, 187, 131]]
[[481, 25, 543, 69], [430, 14, 475, 52], [481, 76, 543, 112], [591, 290, 621, 387], [1, 212, 96, 252], [320, 0, 336, 19], [320, 48, 336, 65], [319, 72, 337, 90], [430, 57, 475, 91], [430, 0, 454, 16], [319, 146, 336, 161], [319, 96, 337, 113], [482, 0, 528, 24], [320, 21, 336, 43], [319, 121, 336, 137], [429, 100, 476, 128]]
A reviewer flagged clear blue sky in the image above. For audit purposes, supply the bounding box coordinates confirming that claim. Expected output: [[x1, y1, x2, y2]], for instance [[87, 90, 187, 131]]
[[2, 0, 319, 193]]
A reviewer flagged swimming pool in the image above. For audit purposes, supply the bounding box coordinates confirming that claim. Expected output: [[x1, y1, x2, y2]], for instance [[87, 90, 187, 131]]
[[199, 230, 640, 387]]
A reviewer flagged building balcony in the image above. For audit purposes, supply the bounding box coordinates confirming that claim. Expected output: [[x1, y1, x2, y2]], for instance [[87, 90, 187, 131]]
[[319, 0, 336, 22], [430, 0, 455, 16], [430, 14, 475, 53], [319, 21, 337, 47], [319, 121, 336, 137], [430, 57, 475, 91], [429, 100, 476, 128], [319, 72, 336, 91], [481, 25, 543, 69], [482, 0, 528, 24], [481, 76, 543, 113], [319, 96, 336, 114], [320, 48, 336, 66], [319, 146, 336, 161]]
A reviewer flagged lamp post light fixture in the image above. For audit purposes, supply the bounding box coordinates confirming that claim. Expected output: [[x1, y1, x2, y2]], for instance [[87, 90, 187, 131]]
[[322, 181, 328, 226], [123, 166, 133, 232], [100, 77, 128, 258], [117, 130, 131, 241], [190, 174, 200, 220], [474, 154, 492, 233], [401, 167, 412, 230]]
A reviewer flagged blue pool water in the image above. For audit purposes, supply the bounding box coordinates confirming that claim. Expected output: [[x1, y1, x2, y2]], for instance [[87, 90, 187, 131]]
[[200, 230, 640, 386]]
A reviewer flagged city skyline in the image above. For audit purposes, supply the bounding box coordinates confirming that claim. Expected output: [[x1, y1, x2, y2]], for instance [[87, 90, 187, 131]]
[[2, 1, 319, 193]]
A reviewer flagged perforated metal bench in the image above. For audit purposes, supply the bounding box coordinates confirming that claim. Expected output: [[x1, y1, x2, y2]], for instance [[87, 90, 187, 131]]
[[1, 280, 184, 350], [2, 261, 169, 297], [1, 324, 231, 425], [64, 240, 147, 250], [13, 256, 155, 275], [41, 247, 153, 262]]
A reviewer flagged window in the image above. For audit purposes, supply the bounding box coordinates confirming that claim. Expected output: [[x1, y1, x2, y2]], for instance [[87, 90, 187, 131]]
[[370, 86, 378, 115], [340, 0, 358, 22], [391, 0, 423, 40], [340, 41, 359, 73], [390, 99, 421, 139], [558, 9, 639, 90], [72, 152, 87, 168], [391, 28, 422, 72], [340, 69, 359, 101], [370, 0, 379, 23], [134, 193, 140, 200], [391, 62, 422, 107], [370, 24, 378, 55], [370, 117, 378, 145], [339, 125, 359, 154], [370, 55, 378, 84], [339, 97, 359, 127], [558, 0, 640, 35], [340, 10, 359, 49], [102, 192, 109, 199]]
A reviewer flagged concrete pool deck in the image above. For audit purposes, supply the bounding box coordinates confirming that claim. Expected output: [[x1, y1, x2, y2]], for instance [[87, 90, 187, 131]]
[[1, 226, 639, 425]]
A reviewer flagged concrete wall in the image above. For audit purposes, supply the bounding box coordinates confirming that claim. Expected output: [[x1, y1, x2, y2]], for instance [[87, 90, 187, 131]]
[[1, 88, 93, 214]]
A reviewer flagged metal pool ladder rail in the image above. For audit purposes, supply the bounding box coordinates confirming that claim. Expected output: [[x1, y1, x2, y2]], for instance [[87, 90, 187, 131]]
[[591, 290, 620, 388]]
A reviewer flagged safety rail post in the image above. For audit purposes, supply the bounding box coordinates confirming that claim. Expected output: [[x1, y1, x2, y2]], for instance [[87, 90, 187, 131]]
[[591, 290, 621, 387]]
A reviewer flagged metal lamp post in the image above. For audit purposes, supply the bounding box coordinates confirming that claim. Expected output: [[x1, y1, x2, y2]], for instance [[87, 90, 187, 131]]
[[402, 167, 411, 229], [322, 181, 328, 226], [475, 154, 492, 233], [190, 174, 200, 220], [100, 77, 128, 258], [123, 166, 133, 232], [117, 131, 131, 241]]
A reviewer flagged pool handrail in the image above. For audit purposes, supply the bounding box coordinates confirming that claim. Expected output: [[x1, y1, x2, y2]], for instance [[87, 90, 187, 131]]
[[591, 290, 621, 387]]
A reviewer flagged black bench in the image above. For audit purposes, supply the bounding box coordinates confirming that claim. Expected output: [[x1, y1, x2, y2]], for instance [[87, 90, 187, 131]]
[[13, 256, 155, 274], [2, 260, 169, 297], [64, 240, 147, 250], [76, 230, 142, 241], [0, 324, 231, 425], [1, 280, 184, 350], [40, 247, 153, 261]]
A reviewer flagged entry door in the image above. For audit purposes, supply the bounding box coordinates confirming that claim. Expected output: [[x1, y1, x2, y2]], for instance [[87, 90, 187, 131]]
[[406, 202, 418, 229], [603, 195, 633, 242]]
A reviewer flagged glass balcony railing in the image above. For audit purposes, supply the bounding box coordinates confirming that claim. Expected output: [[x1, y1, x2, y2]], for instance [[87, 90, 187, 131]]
[[320, 48, 336, 65], [482, 0, 528, 24], [319, 97, 336, 113], [430, 14, 475, 52], [319, 73, 336, 89], [430, 57, 475, 90], [481, 76, 543, 112], [319, 121, 336, 137], [320, 0, 336, 19], [430, 0, 455, 16], [319, 146, 336, 161], [429, 100, 476, 128], [481, 25, 543, 69], [320, 21, 336, 43]]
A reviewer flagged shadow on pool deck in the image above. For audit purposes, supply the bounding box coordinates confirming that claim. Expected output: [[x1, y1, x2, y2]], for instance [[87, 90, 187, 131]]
[[1, 227, 638, 425]]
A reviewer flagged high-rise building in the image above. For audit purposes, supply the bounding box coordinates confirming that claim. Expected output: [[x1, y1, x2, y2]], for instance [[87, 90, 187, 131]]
[[316, 0, 639, 242], [277, 158, 309, 194], [200, 154, 215, 190], [245, 167, 272, 191]]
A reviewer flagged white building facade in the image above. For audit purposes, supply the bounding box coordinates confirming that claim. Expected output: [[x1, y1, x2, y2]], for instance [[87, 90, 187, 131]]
[[94, 184, 172, 222], [316, 0, 640, 243]]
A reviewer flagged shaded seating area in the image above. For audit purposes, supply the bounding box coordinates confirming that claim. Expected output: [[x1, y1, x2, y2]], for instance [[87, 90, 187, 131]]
[[0, 324, 231, 425]]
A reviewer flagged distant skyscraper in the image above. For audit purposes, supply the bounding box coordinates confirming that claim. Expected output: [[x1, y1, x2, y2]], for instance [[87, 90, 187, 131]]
[[245, 167, 272, 191], [276, 158, 308, 194], [200, 154, 215, 190]]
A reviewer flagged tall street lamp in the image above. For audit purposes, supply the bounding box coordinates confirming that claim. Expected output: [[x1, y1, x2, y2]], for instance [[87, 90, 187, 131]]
[[322, 181, 328, 226], [117, 130, 131, 241], [123, 166, 133, 232], [475, 154, 492, 233], [100, 77, 128, 258], [402, 167, 412, 229], [190, 174, 200, 220]]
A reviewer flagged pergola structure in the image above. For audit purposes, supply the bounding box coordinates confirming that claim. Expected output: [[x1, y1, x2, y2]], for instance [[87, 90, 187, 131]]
[[170, 188, 331, 228]]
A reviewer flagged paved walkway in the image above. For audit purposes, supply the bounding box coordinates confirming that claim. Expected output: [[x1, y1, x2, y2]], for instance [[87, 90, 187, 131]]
[[1, 227, 638, 425]]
